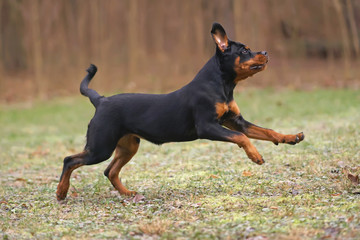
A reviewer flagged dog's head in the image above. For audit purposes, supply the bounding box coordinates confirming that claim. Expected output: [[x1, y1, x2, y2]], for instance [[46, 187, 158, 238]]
[[211, 23, 268, 83]]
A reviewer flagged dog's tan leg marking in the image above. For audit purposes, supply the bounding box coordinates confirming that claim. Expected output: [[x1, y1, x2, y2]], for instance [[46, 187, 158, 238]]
[[228, 134, 264, 165], [246, 125, 305, 145], [56, 152, 86, 200], [104, 134, 140, 196]]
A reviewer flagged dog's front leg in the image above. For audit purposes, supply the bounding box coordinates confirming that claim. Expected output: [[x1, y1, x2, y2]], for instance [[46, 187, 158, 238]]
[[196, 123, 264, 165], [223, 115, 304, 145]]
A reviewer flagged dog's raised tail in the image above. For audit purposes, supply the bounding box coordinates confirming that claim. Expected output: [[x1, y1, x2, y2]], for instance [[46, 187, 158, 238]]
[[80, 64, 102, 107]]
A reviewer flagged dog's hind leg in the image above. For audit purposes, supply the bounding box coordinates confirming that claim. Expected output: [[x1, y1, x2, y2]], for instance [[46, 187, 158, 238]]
[[57, 137, 117, 201], [56, 147, 116, 201], [56, 151, 89, 201], [104, 134, 140, 196]]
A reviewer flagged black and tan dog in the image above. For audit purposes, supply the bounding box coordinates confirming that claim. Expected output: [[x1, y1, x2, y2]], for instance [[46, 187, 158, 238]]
[[56, 23, 304, 200]]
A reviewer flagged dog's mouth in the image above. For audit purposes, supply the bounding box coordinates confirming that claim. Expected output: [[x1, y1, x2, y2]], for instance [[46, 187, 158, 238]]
[[249, 57, 268, 70], [249, 64, 265, 70], [233, 55, 268, 82]]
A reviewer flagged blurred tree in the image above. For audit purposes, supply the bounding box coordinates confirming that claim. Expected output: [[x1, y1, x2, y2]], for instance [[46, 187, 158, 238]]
[[127, 0, 138, 80], [346, 0, 360, 57], [29, 0, 45, 98], [0, 0, 359, 101], [322, 0, 335, 70], [333, 0, 351, 76]]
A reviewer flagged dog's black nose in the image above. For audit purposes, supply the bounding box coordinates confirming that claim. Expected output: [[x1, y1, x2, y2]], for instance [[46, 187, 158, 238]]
[[261, 51, 268, 56]]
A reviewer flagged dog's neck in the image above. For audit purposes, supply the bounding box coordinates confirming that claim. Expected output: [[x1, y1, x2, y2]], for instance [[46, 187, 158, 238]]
[[191, 55, 237, 101]]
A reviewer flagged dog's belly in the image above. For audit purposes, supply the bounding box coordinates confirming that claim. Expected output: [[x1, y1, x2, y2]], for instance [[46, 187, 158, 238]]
[[134, 128, 198, 145]]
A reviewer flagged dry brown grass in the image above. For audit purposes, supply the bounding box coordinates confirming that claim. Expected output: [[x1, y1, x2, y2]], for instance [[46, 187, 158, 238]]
[[138, 218, 172, 236]]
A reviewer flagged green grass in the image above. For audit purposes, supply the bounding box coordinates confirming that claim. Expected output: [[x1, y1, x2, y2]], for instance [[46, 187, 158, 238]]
[[1, 89, 360, 239]]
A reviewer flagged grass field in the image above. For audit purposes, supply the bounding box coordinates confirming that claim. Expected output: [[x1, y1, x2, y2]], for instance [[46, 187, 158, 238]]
[[0, 89, 359, 239]]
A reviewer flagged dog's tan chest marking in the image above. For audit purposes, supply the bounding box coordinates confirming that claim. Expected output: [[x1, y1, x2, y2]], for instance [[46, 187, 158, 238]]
[[228, 100, 240, 115], [215, 102, 229, 119], [215, 100, 240, 119]]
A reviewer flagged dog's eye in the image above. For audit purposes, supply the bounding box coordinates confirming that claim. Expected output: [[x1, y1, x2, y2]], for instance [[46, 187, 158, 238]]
[[241, 49, 248, 54]]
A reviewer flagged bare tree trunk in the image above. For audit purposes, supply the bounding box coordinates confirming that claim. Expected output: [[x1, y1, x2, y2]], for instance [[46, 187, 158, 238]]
[[180, 0, 191, 60], [127, 0, 138, 81], [332, 0, 351, 77], [233, 0, 243, 42], [194, 0, 205, 62], [0, 0, 3, 72], [136, 0, 147, 65], [90, 1, 101, 62], [0, 0, 3, 96], [346, 0, 360, 58], [30, 0, 45, 99], [322, 0, 335, 69], [152, 0, 165, 60]]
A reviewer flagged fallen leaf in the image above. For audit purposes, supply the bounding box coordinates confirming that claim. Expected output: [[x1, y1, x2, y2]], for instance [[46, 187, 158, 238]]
[[131, 194, 145, 203], [242, 170, 253, 177], [209, 174, 219, 179], [347, 216, 354, 222], [70, 186, 79, 198], [347, 173, 359, 185], [15, 177, 27, 182], [270, 206, 278, 210], [70, 191, 78, 198]]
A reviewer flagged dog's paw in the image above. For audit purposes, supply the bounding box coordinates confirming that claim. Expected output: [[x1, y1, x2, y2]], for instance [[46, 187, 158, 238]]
[[283, 132, 305, 145], [244, 145, 265, 165], [249, 153, 265, 165], [253, 157, 265, 165], [56, 191, 67, 201], [121, 190, 137, 197]]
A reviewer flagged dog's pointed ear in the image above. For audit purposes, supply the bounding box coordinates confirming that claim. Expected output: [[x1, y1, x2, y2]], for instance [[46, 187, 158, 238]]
[[211, 23, 229, 52]]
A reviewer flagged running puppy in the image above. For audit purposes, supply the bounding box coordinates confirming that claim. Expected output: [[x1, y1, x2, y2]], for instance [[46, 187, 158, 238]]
[[56, 23, 304, 200]]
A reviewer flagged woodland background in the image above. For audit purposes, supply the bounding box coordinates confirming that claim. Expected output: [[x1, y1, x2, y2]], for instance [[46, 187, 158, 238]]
[[1, 1, 360, 238], [0, 0, 359, 102]]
